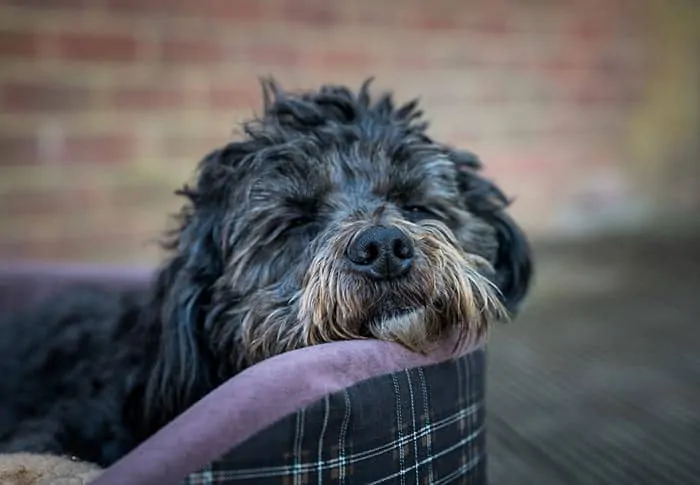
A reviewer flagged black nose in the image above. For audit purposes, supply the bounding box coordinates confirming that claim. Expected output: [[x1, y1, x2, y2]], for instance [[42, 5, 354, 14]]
[[346, 226, 414, 280]]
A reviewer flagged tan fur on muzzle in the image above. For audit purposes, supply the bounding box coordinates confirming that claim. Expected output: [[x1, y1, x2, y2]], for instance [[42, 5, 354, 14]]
[[299, 219, 507, 354]]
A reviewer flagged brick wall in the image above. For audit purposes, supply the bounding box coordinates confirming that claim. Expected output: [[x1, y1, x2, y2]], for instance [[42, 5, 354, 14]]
[[0, 0, 698, 263]]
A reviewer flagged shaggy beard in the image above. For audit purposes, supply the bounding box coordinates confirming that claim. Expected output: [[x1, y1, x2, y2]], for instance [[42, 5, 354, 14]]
[[298, 219, 507, 355], [220, 219, 506, 371]]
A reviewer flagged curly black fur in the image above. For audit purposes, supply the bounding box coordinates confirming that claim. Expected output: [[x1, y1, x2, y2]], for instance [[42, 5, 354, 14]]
[[0, 79, 532, 467]]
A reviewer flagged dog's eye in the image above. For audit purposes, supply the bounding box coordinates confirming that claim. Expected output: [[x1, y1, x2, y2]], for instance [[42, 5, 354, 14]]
[[288, 216, 312, 229], [402, 205, 439, 221], [285, 216, 323, 240]]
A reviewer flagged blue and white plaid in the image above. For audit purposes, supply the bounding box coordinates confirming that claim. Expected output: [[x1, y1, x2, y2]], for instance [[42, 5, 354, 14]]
[[183, 349, 486, 484]]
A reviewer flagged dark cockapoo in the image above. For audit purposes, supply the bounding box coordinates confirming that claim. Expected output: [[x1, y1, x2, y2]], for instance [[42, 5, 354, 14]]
[[0, 80, 532, 467]]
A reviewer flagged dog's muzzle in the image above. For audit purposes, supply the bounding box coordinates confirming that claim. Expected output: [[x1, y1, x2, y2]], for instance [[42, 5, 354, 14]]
[[295, 217, 507, 355], [345, 225, 414, 280]]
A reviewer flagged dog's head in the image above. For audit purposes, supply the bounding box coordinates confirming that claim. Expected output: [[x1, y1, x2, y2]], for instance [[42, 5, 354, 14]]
[[145, 79, 532, 420]]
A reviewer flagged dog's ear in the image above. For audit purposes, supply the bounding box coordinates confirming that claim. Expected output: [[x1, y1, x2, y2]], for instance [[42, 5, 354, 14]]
[[450, 149, 533, 315], [143, 150, 228, 428]]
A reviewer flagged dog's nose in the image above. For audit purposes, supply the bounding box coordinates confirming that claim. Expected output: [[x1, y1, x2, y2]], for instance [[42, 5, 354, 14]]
[[346, 226, 414, 280]]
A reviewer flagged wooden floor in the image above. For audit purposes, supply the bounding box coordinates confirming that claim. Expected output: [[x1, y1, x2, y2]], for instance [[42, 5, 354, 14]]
[[486, 233, 700, 485]]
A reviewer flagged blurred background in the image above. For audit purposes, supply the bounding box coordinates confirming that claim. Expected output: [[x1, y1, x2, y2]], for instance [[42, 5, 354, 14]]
[[0, 0, 698, 483], [0, 0, 698, 261]]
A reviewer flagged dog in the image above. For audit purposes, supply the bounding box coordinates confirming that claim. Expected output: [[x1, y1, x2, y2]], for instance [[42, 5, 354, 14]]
[[0, 79, 532, 469]]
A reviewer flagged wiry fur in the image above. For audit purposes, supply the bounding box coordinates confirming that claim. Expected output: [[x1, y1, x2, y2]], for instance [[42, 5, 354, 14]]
[[298, 216, 505, 354], [0, 79, 532, 467]]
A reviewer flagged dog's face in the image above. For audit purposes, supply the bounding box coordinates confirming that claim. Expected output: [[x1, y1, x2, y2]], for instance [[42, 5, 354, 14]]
[[230, 135, 509, 359], [146, 80, 532, 418]]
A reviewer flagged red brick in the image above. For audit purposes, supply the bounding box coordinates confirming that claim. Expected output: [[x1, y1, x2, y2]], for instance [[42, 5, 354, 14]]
[[408, 13, 459, 31], [446, 130, 482, 146], [246, 43, 300, 67], [478, 18, 512, 35], [110, 86, 184, 110], [313, 49, 375, 70], [101, 0, 175, 14], [281, 0, 337, 26], [0, 240, 41, 260], [188, 0, 265, 21], [1, 80, 90, 112], [479, 85, 507, 105], [456, 4, 514, 35], [60, 133, 135, 165], [573, 17, 608, 42], [0, 185, 167, 216], [53, 32, 140, 62], [0, 134, 38, 166], [544, 55, 578, 73], [101, 0, 263, 19], [0, 0, 88, 8], [0, 188, 101, 216], [441, 49, 487, 69], [105, 184, 171, 208], [160, 38, 224, 64], [0, 31, 39, 59], [159, 134, 227, 159], [0, 231, 145, 262], [393, 51, 432, 70], [208, 86, 258, 110], [350, 5, 399, 27]]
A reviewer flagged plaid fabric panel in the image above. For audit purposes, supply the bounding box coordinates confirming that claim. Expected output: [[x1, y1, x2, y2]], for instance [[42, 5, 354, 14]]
[[183, 349, 486, 485]]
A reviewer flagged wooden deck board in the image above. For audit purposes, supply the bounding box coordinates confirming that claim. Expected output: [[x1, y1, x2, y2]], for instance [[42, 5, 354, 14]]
[[487, 234, 700, 485]]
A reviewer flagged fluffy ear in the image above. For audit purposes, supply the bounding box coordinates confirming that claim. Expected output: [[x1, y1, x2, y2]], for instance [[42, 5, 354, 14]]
[[451, 149, 533, 315], [143, 150, 228, 429]]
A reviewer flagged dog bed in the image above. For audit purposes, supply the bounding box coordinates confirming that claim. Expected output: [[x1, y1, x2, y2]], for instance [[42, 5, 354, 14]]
[[0, 263, 487, 484]]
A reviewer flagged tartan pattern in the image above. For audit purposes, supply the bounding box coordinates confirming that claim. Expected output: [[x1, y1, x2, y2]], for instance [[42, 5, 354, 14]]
[[183, 349, 486, 485]]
